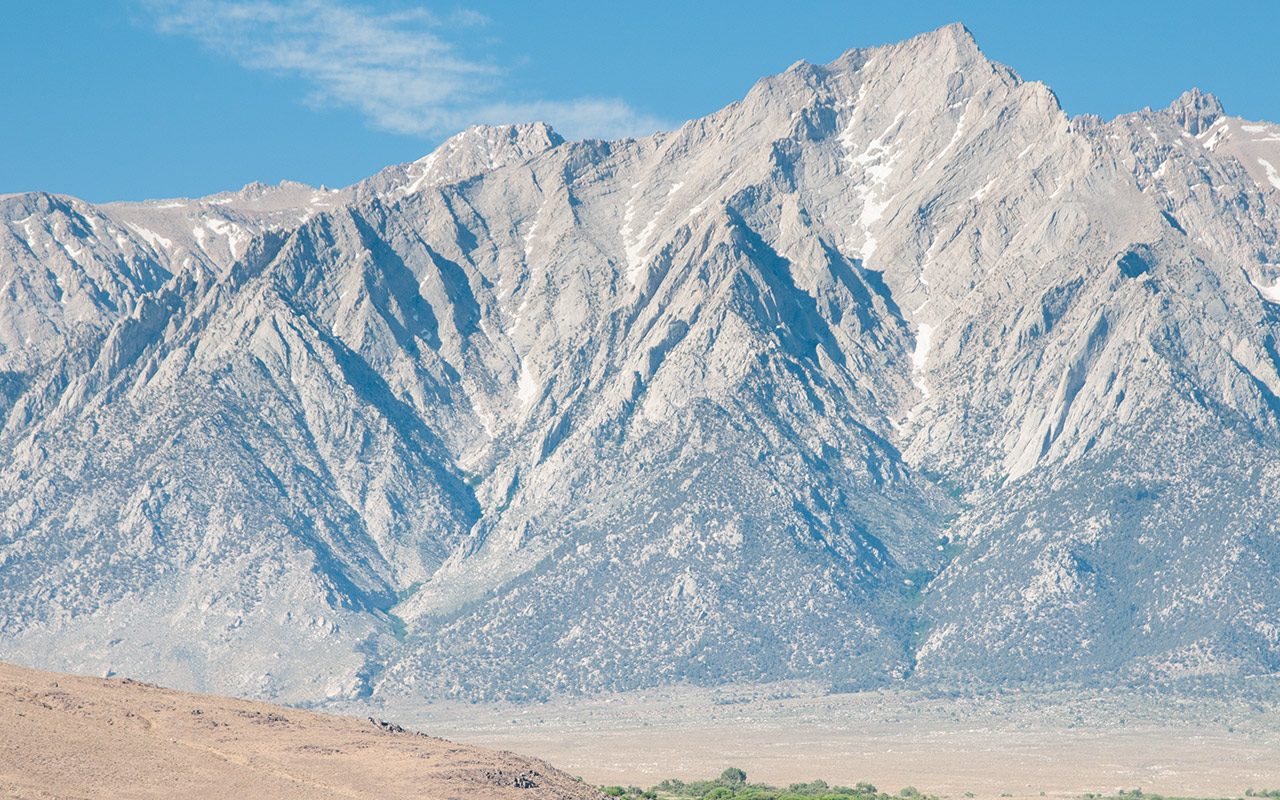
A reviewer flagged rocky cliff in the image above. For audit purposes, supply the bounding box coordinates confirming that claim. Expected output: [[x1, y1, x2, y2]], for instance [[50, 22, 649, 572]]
[[2, 24, 1278, 702]]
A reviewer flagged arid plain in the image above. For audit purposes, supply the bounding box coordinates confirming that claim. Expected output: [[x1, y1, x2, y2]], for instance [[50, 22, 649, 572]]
[[374, 682, 1280, 799], [5, 659, 1280, 798]]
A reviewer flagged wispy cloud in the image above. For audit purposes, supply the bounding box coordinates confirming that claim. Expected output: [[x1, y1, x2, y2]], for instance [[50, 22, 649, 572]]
[[472, 98, 673, 143], [141, 0, 671, 141]]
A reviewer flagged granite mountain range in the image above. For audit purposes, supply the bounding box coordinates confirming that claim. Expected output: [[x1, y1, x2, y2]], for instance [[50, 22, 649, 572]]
[[2, 24, 1280, 702]]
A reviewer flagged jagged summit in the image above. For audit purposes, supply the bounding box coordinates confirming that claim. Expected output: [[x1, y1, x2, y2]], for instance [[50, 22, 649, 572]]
[[914, 21, 980, 50], [888, 21, 986, 68], [820, 21, 986, 79], [353, 121, 566, 200], [2, 26, 1280, 703], [415, 121, 565, 164], [1167, 87, 1225, 134], [410, 121, 565, 177]]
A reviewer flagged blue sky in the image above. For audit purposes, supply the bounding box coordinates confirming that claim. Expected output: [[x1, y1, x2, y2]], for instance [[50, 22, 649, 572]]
[[4, 1, 1278, 203]]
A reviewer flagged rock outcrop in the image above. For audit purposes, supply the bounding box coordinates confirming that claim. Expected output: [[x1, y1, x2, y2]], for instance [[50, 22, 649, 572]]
[[2, 24, 1279, 701]]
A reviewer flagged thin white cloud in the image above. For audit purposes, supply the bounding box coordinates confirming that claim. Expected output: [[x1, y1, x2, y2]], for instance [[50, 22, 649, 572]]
[[141, 0, 672, 141], [472, 98, 673, 143]]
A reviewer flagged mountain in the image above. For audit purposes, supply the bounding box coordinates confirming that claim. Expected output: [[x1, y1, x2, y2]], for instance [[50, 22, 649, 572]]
[[2, 23, 1279, 703], [0, 660, 602, 800]]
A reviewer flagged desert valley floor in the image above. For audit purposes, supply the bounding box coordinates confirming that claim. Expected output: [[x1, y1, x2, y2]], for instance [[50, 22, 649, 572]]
[[5, 664, 1280, 799], [365, 682, 1280, 799]]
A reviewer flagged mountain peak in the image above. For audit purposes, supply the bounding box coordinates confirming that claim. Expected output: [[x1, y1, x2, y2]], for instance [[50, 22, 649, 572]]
[[415, 121, 564, 166], [1167, 87, 1224, 134], [910, 21, 982, 58], [416, 120, 564, 179], [361, 121, 566, 197], [6, 24, 1280, 706], [936, 21, 978, 44]]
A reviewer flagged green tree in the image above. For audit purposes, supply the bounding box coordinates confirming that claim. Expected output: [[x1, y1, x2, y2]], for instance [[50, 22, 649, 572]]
[[721, 768, 748, 787]]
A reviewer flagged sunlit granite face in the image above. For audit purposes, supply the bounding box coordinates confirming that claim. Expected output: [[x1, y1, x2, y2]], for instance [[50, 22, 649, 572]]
[[2, 24, 1279, 704]]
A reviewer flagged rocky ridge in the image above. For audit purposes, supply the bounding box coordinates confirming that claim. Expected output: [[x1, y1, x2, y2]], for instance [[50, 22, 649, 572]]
[[1, 24, 1279, 701]]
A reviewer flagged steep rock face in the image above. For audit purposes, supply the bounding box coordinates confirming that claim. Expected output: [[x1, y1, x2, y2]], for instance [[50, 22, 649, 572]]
[[912, 84, 1280, 682], [2, 24, 1279, 701]]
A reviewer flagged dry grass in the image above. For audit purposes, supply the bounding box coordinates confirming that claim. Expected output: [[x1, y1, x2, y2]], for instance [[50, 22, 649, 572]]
[[0, 661, 601, 800]]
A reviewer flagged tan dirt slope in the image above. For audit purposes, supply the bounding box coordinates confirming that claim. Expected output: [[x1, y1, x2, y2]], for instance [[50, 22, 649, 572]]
[[0, 661, 603, 800]]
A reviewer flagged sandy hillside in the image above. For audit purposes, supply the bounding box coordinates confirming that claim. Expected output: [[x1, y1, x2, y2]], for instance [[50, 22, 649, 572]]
[[0, 661, 602, 800]]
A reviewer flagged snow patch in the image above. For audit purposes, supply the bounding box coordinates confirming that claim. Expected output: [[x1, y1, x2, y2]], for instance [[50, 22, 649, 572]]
[[839, 81, 870, 142], [847, 112, 905, 169], [859, 229, 878, 261], [523, 222, 539, 257], [621, 194, 643, 283], [1257, 158, 1280, 190], [1197, 118, 1227, 147], [523, 199, 547, 260], [470, 398, 495, 438], [124, 222, 174, 251], [1200, 127, 1225, 150], [622, 180, 685, 285], [932, 121, 966, 166], [1252, 277, 1280, 304], [844, 113, 906, 265], [517, 359, 539, 408], [18, 220, 37, 246], [912, 323, 934, 371], [853, 181, 891, 262], [859, 191, 889, 227], [865, 163, 894, 184], [970, 177, 997, 201], [205, 217, 251, 256], [910, 322, 935, 405], [62, 243, 86, 264], [402, 151, 440, 194], [1239, 124, 1280, 142], [924, 100, 972, 173]]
